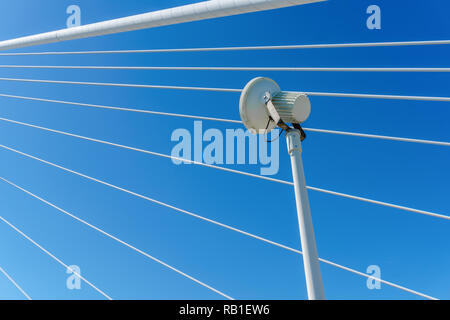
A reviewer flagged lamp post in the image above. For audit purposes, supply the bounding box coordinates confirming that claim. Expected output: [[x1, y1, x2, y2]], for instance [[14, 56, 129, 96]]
[[286, 129, 325, 299], [239, 77, 325, 299]]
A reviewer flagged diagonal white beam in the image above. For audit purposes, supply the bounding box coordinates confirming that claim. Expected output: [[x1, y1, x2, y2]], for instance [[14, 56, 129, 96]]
[[0, 0, 326, 51]]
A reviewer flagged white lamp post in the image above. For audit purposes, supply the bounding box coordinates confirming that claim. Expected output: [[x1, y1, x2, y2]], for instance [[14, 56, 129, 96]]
[[239, 77, 325, 300]]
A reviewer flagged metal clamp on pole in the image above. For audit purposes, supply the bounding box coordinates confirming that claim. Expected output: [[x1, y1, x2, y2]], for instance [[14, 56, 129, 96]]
[[239, 77, 325, 300]]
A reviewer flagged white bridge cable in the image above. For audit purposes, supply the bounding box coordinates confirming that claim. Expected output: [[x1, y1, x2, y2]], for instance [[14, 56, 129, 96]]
[[0, 215, 112, 300], [0, 0, 326, 52], [0, 39, 449, 56], [0, 93, 242, 124], [0, 177, 233, 300], [0, 266, 32, 300], [0, 77, 241, 93], [0, 117, 290, 185], [0, 118, 448, 222], [0, 93, 448, 146], [304, 186, 449, 221], [1, 65, 450, 72], [0, 77, 449, 102], [302, 128, 450, 147], [302, 91, 450, 102], [0, 172, 437, 300]]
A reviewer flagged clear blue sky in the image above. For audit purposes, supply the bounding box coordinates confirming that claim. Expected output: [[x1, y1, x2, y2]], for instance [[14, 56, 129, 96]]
[[0, 0, 448, 300]]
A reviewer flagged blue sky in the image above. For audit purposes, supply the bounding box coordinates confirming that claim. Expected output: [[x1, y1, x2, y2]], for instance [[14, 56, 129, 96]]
[[0, 0, 449, 300]]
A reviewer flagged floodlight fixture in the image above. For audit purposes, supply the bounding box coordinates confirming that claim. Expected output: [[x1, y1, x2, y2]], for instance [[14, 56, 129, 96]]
[[239, 77, 311, 135], [239, 77, 325, 300]]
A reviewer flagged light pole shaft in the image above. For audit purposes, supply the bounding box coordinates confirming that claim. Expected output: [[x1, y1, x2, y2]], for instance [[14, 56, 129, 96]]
[[286, 129, 325, 300]]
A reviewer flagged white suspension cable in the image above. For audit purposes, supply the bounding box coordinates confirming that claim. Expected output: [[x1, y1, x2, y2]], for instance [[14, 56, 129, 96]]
[[0, 39, 449, 56], [0, 0, 325, 52], [0, 215, 112, 300], [1, 65, 450, 72], [303, 128, 450, 147], [315, 258, 437, 300], [306, 186, 450, 221], [302, 91, 450, 102], [0, 144, 296, 248], [1, 93, 448, 146], [0, 266, 32, 300], [0, 177, 233, 300], [0, 93, 242, 124], [0, 117, 448, 220], [0, 175, 437, 300], [0, 116, 288, 185], [0, 77, 241, 93], [0, 77, 449, 101]]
